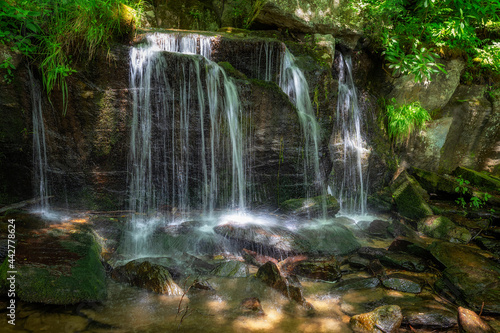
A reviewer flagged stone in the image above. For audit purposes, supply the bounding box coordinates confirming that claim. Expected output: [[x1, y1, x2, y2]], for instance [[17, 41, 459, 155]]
[[300, 223, 361, 256], [111, 260, 183, 295], [256, 261, 306, 305], [240, 297, 265, 316], [0, 221, 107, 304], [366, 220, 390, 237], [242, 248, 279, 267], [418, 215, 472, 243], [291, 256, 342, 281], [390, 171, 434, 220], [403, 303, 457, 329], [348, 255, 370, 268], [453, 166, 500, 191], [387, 220, 419, 239], [410, 167, 458, 197], [280, 195, 340, 217], [458, 307, 495, 333], [211, 260, 249, 278], [358, 247, 427, 272], [430, 241, 500, 314], [332, 277, 381, 291], [350, 305, 403, 333], [382, 274, 422, 294], [366, 259, 386, 279], [214, 222, 310, 257]]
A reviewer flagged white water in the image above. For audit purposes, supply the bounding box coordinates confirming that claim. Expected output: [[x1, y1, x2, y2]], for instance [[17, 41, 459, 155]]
[[126, 33, 246, 255], [333, 53, 369, 214], [29, 69, 50, 216]]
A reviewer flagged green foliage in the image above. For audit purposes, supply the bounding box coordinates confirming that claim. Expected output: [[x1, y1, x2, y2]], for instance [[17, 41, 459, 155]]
[[454, 176, 491, 209], [364, 0, 500, 82], [385, 98, 430, 143], [0, 56, 15, 83], [0, 0, 143, 114]]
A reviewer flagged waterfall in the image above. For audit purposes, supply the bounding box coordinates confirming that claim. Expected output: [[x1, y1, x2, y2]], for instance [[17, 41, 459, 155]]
[[125, 33, 246, 255], [29, 69, 50, 214], [333, 53, 369, 214]]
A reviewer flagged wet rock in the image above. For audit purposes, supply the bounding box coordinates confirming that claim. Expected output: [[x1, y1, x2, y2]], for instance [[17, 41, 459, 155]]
[[240, 297, 265, 316], [418, 215, 472, 243], [475, 237, 500, 257], [256, 261, 306, 305], [366, 259, 386, 279], [458, 307, 495, 333], [430, 241, 500, 313], [350, 305, 403, 333], [367, 220, 390, 237], [291, 256, 341, 281], [211, 260, 249, 278], [382, 274, 422, 293], [411, 167, 457, 197], [387, 220, 419, 239], [280, 195, 340, 217], [403, 303, 457, 329], [367, 188, 393, 213], [190, 279, 214, 291], [387, 237, 433, 259], [348, 255, 370, 268], [214, 222, 310, 258], [0, 222, 107, 304], [390, 171, 434, 220], [112, 260, 182, 295], [358, 247, 427, 272], [333, 277, 381, 291], [300, 223, 361, 256]]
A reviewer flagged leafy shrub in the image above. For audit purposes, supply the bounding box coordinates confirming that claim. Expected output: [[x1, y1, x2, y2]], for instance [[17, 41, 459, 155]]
[[386, 98, 430, 144]]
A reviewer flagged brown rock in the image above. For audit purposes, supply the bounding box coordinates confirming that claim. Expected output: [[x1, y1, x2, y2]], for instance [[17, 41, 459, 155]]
[[458, 307, 495, 333], [240, 297, 265, 316], [256, 261, 306, 306], [350, 305, 403, 333]]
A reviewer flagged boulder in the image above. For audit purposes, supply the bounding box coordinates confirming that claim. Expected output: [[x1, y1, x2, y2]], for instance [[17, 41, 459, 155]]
[[214, 222, 310, 257], [211, 260, 249, 278], [300, 223, 361, 256], [291, 256, 342, 281], [366, 220, 390, 237], [430, 241, 500, 314], [390, 171, 433, 220], [410, 167, 458, 197], [240, 297, 265, 316], [280, 195, 340, 217], [453, 167, 500, 192], [458, 307, 495, 333], [418, 215, 472, 243], [381, 274, 422, 294], [350, 305, 403, 333]]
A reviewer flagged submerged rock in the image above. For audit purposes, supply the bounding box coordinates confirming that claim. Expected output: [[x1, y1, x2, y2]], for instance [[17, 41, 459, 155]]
[[256, 261, 306, 305], [458, 307, 495, 333], [240, 297, 265, 316], [390, 171, 433, 220], [382, 274, 422, 294], [350, 305, 403, 333], [332, 277, 381, 291], [112, 260, 182, 295]]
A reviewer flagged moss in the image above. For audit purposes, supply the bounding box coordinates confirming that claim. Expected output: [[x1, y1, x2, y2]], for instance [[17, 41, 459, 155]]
[[391, 172, 433, 220], [218, 61, 247, 79], [453, 166, 500, 192]]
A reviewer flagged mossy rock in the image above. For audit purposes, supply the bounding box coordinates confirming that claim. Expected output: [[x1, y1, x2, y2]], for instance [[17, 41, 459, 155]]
[[418, 215, 471, 243], [0, 228, 107, 304], [300, 223, 360, 256], [390, 171, 433, 220], [211, 260, 249, 278], [280, 195, 340, 216], [411, 167, 457, 195], [453, 166, 500, 192]]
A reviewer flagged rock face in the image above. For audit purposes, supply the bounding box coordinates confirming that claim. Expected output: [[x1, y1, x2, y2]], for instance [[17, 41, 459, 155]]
[[350, 305, 403, 333], [430, 241, 500, 314], [112, 260, 183, 295], [0, 215, 107, 304]]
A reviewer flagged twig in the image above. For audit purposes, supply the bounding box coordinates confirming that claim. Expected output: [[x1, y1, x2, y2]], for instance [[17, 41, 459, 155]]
[[479, 301, 485, 316]]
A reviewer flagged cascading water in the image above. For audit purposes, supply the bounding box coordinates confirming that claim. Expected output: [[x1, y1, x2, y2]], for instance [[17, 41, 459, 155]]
[[332, 53, 369, 214], [125, 33, 246, 256], [29, 69, 50, 215]]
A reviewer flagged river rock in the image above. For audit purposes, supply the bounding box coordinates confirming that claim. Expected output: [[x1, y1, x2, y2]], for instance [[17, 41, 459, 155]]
[[112, 260, 182, 295], [333, 277, 381, 291], [350, 305, 403, 333], [367, 219, 390, 237], [256, 261, 306, 305], [358, 247, 427, 272], [458, 307, 495, 333], [300, 223, 360, 256], [410, 167, 457, 197], [214, 222, 310, 257], [430, 241, 500, 313], [403, 301, 457, 329], [382, 274, 422, 293], [418, 215, 472, 243], [390, 171, 434, 220], [291, 256, 341, 281]]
